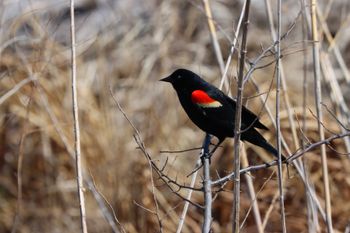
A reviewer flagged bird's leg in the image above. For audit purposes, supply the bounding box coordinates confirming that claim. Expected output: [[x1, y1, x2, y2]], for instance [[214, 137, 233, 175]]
[[187, 138, 224, 177], [200, 139, 224, 164], [200, 147, 211, 164]]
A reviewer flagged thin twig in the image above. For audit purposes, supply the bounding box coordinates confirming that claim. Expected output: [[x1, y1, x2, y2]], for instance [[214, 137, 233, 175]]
[[70, 1, 87, 232], [243, 2, 327, 224], [310, 0, 334, 232], [320, 53, 350, 154], [316, 7, 350, 83], [11, 95, 32, 233], [232, 1, 251, 232], [14, 44, 120, 233], [251, 171, 275, 231], [275, 0, 287, 231], [87, 172, 123, 233], [202, 0, 225, 75], [0, 77, 35, 106], [176, 159, 201, 233], [211, 131, 350, 186], [110, 85, 204, 211], [262, 186, 279, 229], [219, 0, 246, 91], [160, 147, 203, 154], [240, 149, 263, 233], [264, 0, 301, 152], [301, 0, 319, 231], [111, 91, 164, 232], [147, 153, 163, 232], [248, 77, 327, 222], [321, 103, 349, 131]]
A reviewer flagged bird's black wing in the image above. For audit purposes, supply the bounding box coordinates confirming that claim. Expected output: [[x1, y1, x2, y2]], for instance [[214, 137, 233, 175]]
[[223, 95, 269, 130], [190, 86, 269, 130]]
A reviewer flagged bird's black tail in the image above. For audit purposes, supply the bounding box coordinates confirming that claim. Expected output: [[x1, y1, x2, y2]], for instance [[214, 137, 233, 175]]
[[242, 129, 287, 161], [257, 138, 287, 161]]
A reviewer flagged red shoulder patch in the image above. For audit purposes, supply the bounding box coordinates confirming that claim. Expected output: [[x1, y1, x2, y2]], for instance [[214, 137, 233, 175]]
[[191, 90, 222, 108]]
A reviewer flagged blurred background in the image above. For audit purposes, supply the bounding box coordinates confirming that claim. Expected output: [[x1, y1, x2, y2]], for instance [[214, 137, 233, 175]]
[[1, 0, 350, 232]]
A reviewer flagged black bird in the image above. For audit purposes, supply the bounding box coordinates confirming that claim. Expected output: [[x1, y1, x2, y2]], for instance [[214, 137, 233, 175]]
[[160, 68, 286, 161]]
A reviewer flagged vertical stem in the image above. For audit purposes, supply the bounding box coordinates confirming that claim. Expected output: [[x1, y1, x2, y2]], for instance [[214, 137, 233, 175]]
[[232, 1, 250, 232], [219, 1, 246, 90], [241, 149, 263, 233], [70, 1, 88, 232], [176, 161, 200, 233], [275, 0, 287, 232], [202, 134, 212, 233], [310, 0, 333, 232], [301, 0, 319, 232], [265, 0, 300, 152], [203, 0, 225, 74]]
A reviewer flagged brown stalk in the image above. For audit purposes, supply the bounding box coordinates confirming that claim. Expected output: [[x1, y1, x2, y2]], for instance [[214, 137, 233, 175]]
[[70, 1, 87, 232], [310, 0, 334, 232]]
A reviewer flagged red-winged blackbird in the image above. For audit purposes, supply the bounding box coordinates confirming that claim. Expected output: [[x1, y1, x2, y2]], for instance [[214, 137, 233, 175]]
[[161, 68, 286, 160]]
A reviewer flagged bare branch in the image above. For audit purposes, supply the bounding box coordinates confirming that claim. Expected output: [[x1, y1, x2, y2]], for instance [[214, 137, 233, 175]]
[[310, 1, 334, 230], [110, 86, 204, 212], [232, 1, 251, 232], [176, 159, 201, 233], [70, 1, 87, 232], [160, 147, 204, 154], [87, 172, 124, 233], [211, 130, 350, 186], [0, 77, 35, 106], [274, 0, 287, 231]]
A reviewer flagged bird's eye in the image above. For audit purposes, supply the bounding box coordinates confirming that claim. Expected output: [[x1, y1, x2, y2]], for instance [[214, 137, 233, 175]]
[[177, 75, 181, 79]]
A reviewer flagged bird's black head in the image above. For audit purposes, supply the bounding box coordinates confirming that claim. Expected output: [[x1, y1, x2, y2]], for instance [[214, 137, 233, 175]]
[[160, 69, 204, 90]]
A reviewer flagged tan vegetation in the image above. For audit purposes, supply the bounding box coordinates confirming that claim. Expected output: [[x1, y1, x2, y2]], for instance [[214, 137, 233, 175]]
[[0, 0, 349, 232]]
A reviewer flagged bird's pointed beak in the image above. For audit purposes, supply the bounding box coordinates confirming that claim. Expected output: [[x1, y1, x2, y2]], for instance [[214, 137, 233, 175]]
[[159, 75, 172, 83]]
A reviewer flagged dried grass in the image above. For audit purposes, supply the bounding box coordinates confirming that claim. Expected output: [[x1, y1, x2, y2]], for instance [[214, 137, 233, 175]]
[[1, 0, 350, 232]]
